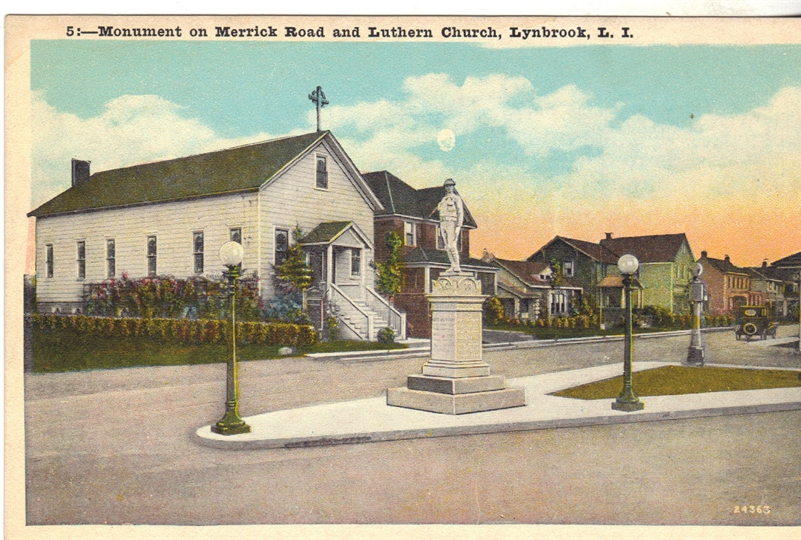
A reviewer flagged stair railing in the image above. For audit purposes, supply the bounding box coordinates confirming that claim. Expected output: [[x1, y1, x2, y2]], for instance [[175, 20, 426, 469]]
[[363, 286, 407, 340], [329, 283, 373, 340]]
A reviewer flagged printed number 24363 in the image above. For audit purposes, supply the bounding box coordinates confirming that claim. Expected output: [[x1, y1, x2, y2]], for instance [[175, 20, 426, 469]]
[[734, 505, 771, 514]]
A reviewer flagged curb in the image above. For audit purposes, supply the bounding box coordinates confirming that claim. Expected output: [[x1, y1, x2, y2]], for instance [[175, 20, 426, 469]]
[[483, 326, 733, 351], [306, 327, 738, 360], [194, 399, 801, 451], [306, 347, 429, 360]]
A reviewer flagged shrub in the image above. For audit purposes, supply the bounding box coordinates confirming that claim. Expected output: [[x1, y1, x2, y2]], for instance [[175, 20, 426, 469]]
[[636, 305, 673, 328], [324, 316, 339, 342], [85, 275, 261, 321], [377, 327, 395, 344], [262, 291, 304, 322]]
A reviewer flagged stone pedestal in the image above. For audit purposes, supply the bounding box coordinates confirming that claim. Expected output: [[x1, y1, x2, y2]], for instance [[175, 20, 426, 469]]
[[387, 274, 526, 414]]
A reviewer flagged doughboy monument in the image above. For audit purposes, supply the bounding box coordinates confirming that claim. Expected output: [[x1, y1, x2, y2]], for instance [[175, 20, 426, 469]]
[[387, 180, 526, 414]]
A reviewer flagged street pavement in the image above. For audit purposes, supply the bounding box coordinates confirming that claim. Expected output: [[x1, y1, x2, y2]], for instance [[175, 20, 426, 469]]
[[23, 327, 801, 526]]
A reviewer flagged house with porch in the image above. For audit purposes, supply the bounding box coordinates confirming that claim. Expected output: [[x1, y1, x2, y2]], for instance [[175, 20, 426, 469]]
[[527, 235, 620, 313], [597, 233, 695, 314], [363, 170, 497, 338], [528, 233, 696, 316], [480, 253, 582, 320], [29, 130, 405, 341]]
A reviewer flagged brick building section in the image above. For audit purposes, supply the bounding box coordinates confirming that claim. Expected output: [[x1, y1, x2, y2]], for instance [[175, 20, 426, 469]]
[[365, 171, 497, 338], [698, 251, 762, 314]]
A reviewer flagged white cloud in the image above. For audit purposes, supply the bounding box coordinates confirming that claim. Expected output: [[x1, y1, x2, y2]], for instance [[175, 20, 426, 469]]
[[31, 92, 275, 207], [31, 79, 801, 263], [563, 86, 801, 201], [321, 75, 800, 261], [325, 73, 618, 171]]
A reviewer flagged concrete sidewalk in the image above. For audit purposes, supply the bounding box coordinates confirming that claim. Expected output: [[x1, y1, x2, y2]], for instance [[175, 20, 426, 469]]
[[195, 361, 801, 450]]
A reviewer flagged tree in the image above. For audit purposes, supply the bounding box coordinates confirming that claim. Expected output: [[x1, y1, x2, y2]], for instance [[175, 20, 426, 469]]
[[483, 296, 505, 326], [276, 227, 313, 313], [376, 231, 403, 299], [549, 259, 564, 287]]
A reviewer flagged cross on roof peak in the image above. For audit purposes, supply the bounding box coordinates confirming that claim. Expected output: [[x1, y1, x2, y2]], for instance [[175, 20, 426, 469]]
[[308, 86, 329, 132]]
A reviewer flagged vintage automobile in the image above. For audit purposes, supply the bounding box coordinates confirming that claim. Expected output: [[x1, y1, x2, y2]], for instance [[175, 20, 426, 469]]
[[734, 305, 778, 341]]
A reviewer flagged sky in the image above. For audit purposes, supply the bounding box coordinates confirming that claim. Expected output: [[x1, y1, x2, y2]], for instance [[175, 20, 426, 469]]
[[29, 39, 801, 266]]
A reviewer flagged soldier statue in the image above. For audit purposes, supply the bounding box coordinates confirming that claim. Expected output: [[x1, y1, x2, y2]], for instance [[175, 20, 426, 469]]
[[437, 178, 465, 274]]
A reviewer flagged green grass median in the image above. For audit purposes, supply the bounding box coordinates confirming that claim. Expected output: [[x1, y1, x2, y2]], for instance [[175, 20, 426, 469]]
[[552, 365, 801, 400], [32, 327, 407, 373]]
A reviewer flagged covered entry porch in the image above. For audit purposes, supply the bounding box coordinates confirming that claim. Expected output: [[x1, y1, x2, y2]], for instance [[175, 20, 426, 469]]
[[301, 221, 406, 341]]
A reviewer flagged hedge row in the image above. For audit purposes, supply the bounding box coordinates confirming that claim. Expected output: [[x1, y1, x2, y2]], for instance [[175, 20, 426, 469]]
[[504, 315, 600, 329], [32, 314, 317, 347], [501, 313, 736, 330]]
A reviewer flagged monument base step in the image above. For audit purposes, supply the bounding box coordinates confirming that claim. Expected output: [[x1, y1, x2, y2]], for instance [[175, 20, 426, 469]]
[[407, 374, 506, 395], [386, 386, 526, 415], [422, 363, 491, 378]]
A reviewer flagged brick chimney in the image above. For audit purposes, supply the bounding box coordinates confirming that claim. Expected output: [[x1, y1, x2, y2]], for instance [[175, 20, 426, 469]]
[[71, 159, 91, 186], [604, 232, 613, 240], [724, 254, 731, 266], [701, 250, 707, 258]]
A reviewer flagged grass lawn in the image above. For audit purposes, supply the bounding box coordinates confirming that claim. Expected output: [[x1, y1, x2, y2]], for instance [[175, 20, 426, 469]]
[[32, 328, 407, 373], [552, 365, 801, 400]]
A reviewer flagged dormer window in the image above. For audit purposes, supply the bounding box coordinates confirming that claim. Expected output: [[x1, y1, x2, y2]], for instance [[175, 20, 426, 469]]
[[316, 155, 328, 189]]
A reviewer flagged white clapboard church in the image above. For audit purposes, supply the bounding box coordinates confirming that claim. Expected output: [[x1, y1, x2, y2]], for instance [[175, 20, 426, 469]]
[[29, 130, 406, 340]]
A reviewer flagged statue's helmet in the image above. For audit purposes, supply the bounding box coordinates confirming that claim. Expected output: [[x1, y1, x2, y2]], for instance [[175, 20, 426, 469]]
[[443, 178, 456, 187]]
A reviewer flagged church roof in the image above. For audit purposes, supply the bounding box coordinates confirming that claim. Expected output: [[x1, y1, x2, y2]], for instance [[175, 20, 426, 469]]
[[362, 171, 478, 229], [29, 131, 363, 218]]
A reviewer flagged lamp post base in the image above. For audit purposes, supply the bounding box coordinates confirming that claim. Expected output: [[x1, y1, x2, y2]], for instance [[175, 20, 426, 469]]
[[612, 399, 645, 412], [612, 387, 644, 412], [211, 409, 251, 436], [685, 346, 706, 366]]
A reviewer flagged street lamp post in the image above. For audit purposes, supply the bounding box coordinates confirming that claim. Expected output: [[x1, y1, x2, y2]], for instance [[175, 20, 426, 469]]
[[794, 273, 801, 356], [211, 241, 251, 436], [612, 254, 645, 412], [686, 263, 706, 366]]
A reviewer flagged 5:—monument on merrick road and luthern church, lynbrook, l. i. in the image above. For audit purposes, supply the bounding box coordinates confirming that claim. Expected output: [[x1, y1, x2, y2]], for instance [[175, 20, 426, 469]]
[[386, 179, 526, 414]]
